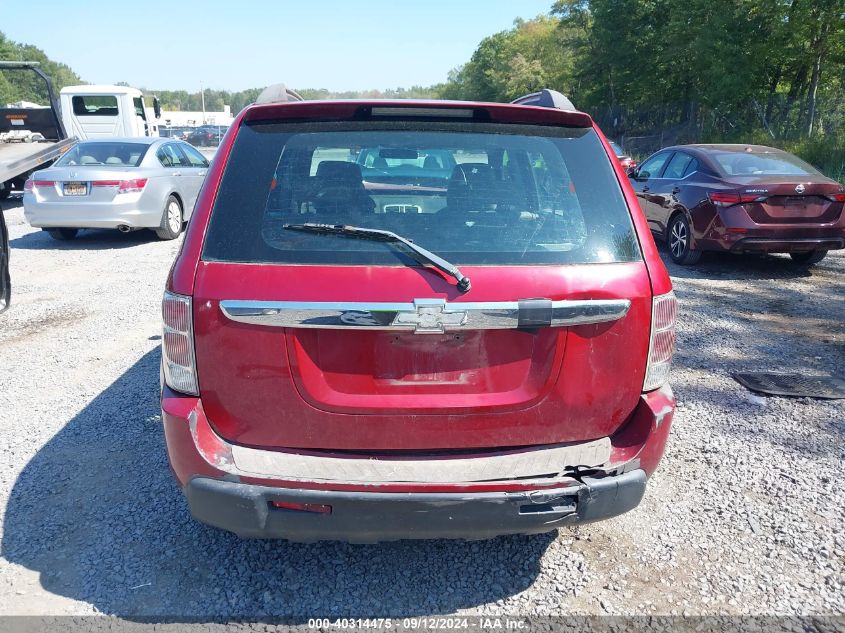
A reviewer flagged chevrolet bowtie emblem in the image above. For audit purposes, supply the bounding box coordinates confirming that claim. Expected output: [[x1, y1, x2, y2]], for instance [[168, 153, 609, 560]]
[[392, 299, 468, 333]]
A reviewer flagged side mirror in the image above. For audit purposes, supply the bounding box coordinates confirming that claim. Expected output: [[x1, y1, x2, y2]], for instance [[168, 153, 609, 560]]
[[626, 166, 638, 178], [153, 96, 161, 120]]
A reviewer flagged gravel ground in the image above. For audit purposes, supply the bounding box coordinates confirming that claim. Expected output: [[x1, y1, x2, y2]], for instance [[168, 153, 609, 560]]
[[0, 197, 842, 618]]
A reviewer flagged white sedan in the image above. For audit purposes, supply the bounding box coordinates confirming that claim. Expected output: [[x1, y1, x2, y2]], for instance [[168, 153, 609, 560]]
[[23, 137, 209, 240]]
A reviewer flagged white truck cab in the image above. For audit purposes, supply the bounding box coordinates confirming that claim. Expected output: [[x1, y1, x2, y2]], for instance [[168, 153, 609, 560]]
[[59, 85, 161, 140]]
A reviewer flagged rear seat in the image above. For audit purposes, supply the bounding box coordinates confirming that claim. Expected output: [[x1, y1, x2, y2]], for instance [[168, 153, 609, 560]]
[[309, 161, 375, 220], [438, 163, 529, 224]]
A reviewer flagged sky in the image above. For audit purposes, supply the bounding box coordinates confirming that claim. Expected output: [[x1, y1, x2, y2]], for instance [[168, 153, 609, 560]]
[[3, 0, 554, 92]]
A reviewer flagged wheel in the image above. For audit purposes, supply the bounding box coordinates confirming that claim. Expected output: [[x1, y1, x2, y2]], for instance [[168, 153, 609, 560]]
[[667, 213, 702, 265], [46, 228, 78, 241], [155, 195, 183, 240], [789, 249, 827, 265], [0, 182, 10, 200]]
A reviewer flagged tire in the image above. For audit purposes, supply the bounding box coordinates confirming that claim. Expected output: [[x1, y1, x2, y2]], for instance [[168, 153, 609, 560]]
[[789, 249, 827, 265], [155, 195, 183, 240], [0, 182, 10, 200], [667, 213, 702, 265], [46, 228, 79, 241]]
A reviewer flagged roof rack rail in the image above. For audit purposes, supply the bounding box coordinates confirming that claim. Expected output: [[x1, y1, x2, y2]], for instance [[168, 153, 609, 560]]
[[255, 83, 305, 105], [511, 89, 576, 112]]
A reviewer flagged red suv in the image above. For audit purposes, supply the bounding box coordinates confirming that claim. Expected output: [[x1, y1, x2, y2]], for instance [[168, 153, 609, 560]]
[[161, 87, 677, 542]]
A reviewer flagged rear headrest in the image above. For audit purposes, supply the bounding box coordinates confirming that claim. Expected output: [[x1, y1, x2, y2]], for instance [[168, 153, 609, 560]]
[[732, 157, 758, 175], [311, 160, 375, 216], [105, 156, 123, 165], [447, 163, 497, 212], [423, 155, 441, 169], [315, 160, 364, 186]]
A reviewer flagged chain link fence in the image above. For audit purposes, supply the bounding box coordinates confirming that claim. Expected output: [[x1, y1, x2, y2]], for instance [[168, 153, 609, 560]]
[[588, 95, 845, 180]]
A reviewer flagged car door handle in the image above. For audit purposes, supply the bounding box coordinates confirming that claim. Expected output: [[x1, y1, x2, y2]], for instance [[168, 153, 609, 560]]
[[173, 171, 182, 177], [198, 171, 207, 177]]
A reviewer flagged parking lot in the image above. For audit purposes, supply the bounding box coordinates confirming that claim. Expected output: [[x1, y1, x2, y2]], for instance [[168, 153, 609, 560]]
[[0, 197, 842, 617]]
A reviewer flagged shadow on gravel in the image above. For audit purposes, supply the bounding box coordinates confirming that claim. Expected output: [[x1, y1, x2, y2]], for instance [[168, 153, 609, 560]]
[[2, 349, 553, 618], [10, 227, 161, 251], [657, 246, 817, 281]]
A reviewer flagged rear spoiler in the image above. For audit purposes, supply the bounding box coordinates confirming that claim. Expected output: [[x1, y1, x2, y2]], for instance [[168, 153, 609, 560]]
[[511, 89, 576, 112], [253, 84, 575, 111], [255, 84, 305, 105]]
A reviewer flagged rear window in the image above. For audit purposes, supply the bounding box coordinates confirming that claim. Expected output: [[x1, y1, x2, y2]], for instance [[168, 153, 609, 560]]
[[713, 149, 821, 177], [55, 142, 149, 167], [203, 120, 641, 266]]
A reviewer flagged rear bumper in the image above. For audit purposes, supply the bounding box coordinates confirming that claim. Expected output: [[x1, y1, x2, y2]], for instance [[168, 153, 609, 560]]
[[728, 237, 845, 253], [162, 385, 674, 541], [23, 195, 161, 229], [185, 469, 647, 542], [701, 207, 845, 253]]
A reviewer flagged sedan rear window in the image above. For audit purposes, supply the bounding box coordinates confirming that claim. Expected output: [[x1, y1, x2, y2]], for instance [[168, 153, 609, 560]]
[[204, 121, 641, 266], [713, 149, 821, 177], [55, 142, 149, 167]]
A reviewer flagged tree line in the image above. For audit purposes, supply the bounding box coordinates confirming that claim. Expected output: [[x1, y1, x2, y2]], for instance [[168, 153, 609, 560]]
[[3, 3, 844, 175], [437, 1, 845, 174], [0, 31, 441, 114], [0, 32, 82, 105]]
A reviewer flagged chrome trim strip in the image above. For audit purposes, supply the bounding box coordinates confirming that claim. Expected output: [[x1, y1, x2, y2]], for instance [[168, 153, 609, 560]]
[[219, 298, 630, 333]]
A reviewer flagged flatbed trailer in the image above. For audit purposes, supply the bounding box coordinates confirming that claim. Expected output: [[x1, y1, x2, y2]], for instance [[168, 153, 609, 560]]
[[0, 61, 75, 199]]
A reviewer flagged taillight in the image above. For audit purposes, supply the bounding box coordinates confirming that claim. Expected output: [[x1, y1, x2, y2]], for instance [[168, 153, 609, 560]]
[[162, 291, 198, 395], [118, 178, 148, 193], [643, 291, 677, 392], [24, 179, 34, 192], [29, 180, 54, 191], [708, 192, 761, 206], [827, 193, 845, 202], [92, 179, 147, 192]]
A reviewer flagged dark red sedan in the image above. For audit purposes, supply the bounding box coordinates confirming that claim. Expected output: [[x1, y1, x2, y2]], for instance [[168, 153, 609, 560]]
[[629, 144, 845, 265]]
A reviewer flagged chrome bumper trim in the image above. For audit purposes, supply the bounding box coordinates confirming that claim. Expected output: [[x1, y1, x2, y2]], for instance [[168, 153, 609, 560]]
[[219, 298, 631, 333]]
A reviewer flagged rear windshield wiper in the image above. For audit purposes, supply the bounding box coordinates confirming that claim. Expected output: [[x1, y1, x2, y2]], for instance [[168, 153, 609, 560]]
[[283, 223, 471, 293]]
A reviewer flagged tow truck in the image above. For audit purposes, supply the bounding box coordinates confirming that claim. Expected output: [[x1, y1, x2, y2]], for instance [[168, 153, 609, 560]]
[[0, 61, 77, 200], [0, 61, 165, 199]]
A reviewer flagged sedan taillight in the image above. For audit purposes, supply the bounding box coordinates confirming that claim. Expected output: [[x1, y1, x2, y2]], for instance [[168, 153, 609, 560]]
[[92, 179, 148, 193], [28, 180, 54, 191], [643, 291, 677, 392], [709, 192, 763, 206], [162, 291, 198, 395], [118, 178, 148, 193]]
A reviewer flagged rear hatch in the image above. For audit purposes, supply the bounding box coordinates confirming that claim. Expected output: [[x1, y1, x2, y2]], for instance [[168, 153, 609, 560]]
[[192, 105, 653, 451], [31, 167, 140, 202], [732, 176, 844, 225]]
